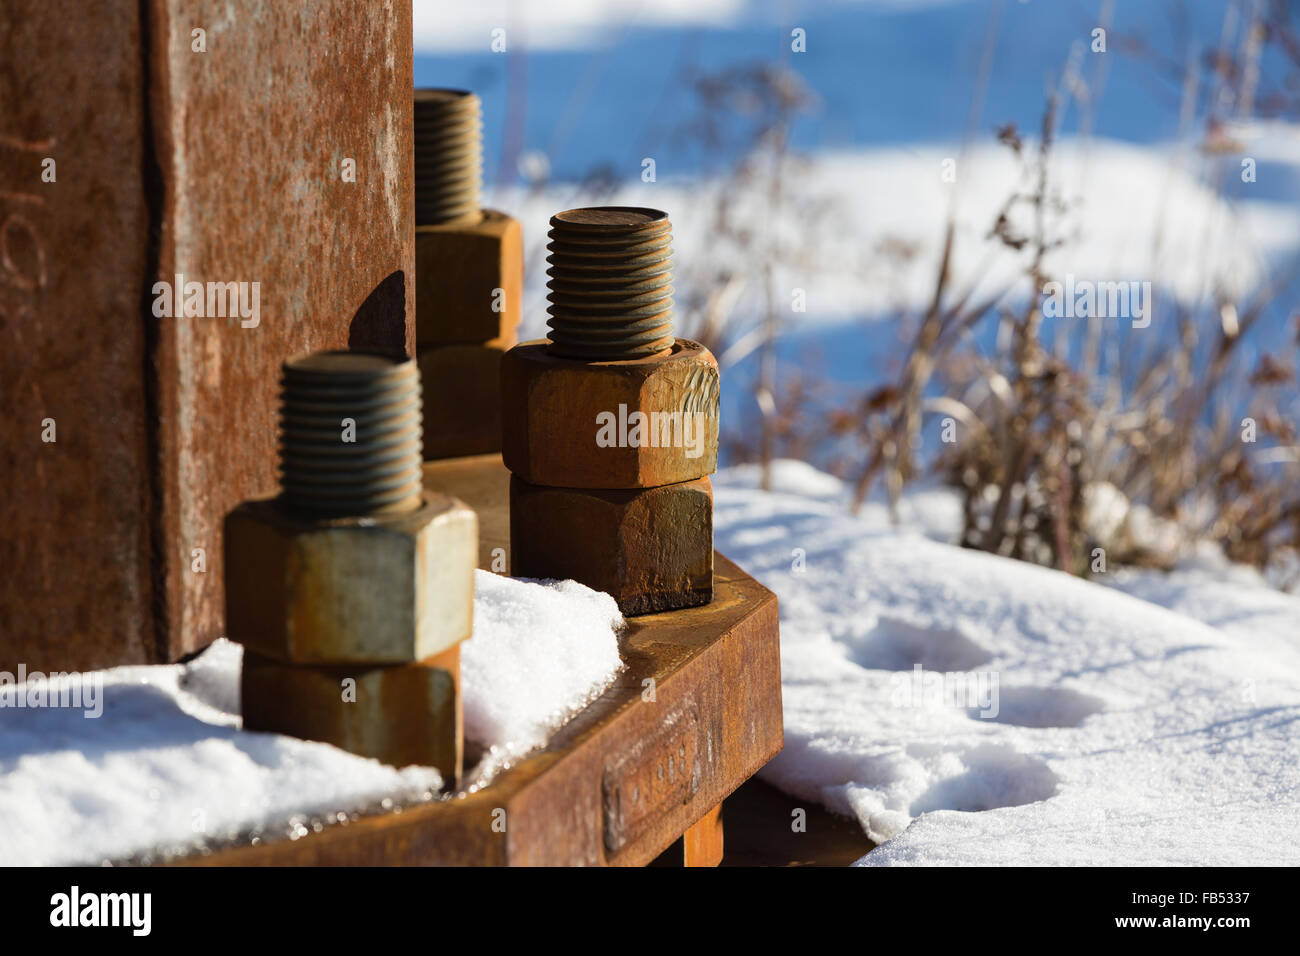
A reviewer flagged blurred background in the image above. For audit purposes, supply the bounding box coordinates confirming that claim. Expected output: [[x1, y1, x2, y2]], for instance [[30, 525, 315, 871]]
[[414, 0, 1300, 587]]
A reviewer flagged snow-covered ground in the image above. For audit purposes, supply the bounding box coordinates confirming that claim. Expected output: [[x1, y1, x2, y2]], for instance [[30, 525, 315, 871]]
[[0, 638, 443, 866], [713, 460, 1300, 865], [0, 573, 623, 865], [5, 458, 1295, 866]]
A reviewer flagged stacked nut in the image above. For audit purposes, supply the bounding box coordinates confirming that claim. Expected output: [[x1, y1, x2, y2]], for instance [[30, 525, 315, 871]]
[[502, 207, 719, 615], [226, 351, 476, 784], [413, 88, 522, 459]]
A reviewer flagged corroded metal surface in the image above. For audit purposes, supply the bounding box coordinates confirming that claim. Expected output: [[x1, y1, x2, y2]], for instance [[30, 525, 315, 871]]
[[421, 454, 511, 572], [413, 89, 481, 227], [500, 339, 719, 488], [510, 475, 715, 615], [414, 211, 522, 349], [180, 455, 780, 868], [184, 549, 782, 866], [150, 0, 415, 663], [681, 802, 724, 867], [0, 0, 154, 671], [234, 350, 470, 787], [503, 206, 709, 617], [413, 208, 521, 462], [1, 1, 415, 669], [242, 643, 463, 787], [602, 698, 701, 854], [418, 344, 506, 460], [224, 492, 476, 665], [179, 450, 780, 867], [280, 352, 423, 517], [546, 207, 675, 361]]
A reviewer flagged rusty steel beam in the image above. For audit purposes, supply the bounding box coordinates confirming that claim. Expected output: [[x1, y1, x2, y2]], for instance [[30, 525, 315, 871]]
[[0, 1, 414, 670], [0, 1, 154, 670], [420, 452, 511, 572], [681, 803, 725, 867]]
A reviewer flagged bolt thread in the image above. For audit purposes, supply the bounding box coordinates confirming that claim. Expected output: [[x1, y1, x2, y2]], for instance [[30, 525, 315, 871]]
[[278, 351, 423, 518], [545, 206, 674, 361], [414, 88, 482, 226]]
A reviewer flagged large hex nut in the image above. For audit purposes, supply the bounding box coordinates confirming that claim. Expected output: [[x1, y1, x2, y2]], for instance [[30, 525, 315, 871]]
[[501, 339, 719, 489], [416, 209, 522, 348], [224, 492, 476, 664], [510, 475, 713, 615], [419, 343, 505, 460], [241, 644, 462, 782]]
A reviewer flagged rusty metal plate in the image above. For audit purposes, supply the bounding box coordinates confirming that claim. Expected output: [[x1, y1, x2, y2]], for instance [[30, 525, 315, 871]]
[[602, 698, 701, 854], [0, 0, 414, 669], [0, 0, 155, 671], [148, 0, 415, 663], [421, 453, 511, 571]]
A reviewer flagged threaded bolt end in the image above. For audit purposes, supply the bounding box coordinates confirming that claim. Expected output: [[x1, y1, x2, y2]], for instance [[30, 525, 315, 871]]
[[545, 206, 675, 361], [414, 88, 482, 226], [278, 351, 423, 518]]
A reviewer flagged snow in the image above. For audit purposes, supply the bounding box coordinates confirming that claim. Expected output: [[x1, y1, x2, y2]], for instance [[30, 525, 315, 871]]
[[0, 573, 625, 865], [0, 639, 444, 866], [712, 462, 1300, 865], [461, 570, 625, 784]]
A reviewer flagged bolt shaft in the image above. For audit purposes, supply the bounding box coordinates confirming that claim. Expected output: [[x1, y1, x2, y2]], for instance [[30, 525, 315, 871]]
[[279, 351, 423, 517], [545, 206, 674, 361], [413, 89, 482, 226]]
